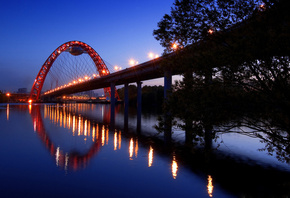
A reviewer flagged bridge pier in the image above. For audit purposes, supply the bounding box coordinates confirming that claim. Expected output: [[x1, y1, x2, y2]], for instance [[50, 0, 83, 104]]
[[124, 83, 129, 131], [164, 70, 172, 100], [124, 83, 129, 117], [205, 124, 213, 151], [137, 81, 142, 133], [110, 82, 116, 127], [164, 70, 172, 142]]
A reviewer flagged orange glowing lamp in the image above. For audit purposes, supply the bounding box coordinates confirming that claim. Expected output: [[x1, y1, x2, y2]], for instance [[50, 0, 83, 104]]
[[208, 29, 214, 34], [172, 42, 178, 50], [259, 4, 266, 11], [148, 52, 154, 59], [129, 59, 138, 66]]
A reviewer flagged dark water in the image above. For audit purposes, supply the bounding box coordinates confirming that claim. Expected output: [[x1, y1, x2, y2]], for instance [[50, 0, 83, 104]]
[[0, 103, 290, 198]]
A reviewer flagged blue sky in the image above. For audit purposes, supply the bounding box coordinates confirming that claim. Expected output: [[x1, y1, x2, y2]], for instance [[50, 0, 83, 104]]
[[0, 0, 175, 92]]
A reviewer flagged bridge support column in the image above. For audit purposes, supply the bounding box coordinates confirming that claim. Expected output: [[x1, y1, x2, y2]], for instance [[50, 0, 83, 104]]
[[164, 70, 172, 143], [110, 82, 116, 126], [164, 70, 172, 100], [124, 83, 129, 131], [137, 81, 142, 133], [205, 124, 213, 151]]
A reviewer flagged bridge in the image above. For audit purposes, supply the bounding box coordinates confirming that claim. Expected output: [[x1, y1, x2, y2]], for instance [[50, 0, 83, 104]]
[[29, 40, 174, 124], [41, 55, 169, 99], [29, 1, 290, 118]]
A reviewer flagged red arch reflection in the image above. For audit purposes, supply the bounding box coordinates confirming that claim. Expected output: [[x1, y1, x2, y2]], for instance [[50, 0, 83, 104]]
[[30, 104, 102, 171]]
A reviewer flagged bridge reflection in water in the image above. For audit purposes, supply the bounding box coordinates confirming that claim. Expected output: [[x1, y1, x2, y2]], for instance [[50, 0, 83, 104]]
[[29, 104, 186, 187], [31, 104, 102, 170], [4, 103, 290, 197]]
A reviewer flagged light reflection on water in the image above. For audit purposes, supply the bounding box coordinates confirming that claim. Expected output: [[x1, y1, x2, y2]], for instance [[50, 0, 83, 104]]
[[207, 175, 214, 197], [171, 153, 178, 179], [148, 146, 153, 167], [0, 103, 290, 197], [6, 104, 9, 120]]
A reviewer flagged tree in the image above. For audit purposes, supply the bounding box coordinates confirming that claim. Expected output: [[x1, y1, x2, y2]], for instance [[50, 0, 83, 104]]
[[0, 91, 8, 103], [153, 0, 268, 53], [117, 85, 164, 109], [117, 85, 137, 104], [153, 0, 283, 78], [153, 0, 266, 87], [153, 0, 288, 137]]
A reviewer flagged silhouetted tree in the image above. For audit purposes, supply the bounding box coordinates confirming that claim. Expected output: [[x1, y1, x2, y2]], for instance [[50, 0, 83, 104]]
[[117, 85, 164, 108], [153, 0, 290, 140], [117, 85, 137, 104], [0, 91, 8, 103], [153, 0, 270, 52]]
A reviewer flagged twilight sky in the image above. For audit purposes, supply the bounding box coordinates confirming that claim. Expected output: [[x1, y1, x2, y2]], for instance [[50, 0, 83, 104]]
[[0, 0, 175, 92]]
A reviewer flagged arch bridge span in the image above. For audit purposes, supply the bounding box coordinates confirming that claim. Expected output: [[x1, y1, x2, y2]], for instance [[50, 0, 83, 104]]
[[29, 41, 117, 101]]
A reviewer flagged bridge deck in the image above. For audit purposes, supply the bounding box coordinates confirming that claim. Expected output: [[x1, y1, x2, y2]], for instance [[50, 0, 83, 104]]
[[42, 57, 166, 98]]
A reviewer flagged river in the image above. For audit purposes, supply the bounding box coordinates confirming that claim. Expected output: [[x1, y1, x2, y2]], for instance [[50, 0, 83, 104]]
[[0, 103, 289, 197]]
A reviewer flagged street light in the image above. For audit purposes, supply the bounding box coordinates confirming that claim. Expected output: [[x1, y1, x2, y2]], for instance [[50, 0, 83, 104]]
[[114, 66, 122, 71], [148, 52, 154, 59], [208, 29, 214, 34], [172, 42, 178, 50], [259, 3, 266, 11], [148, 52, 159, 60], [129, 59, 138, 66]]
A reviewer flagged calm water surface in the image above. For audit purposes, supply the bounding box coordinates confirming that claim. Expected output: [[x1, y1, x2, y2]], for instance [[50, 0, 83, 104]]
[[0, 103, 289, 198]]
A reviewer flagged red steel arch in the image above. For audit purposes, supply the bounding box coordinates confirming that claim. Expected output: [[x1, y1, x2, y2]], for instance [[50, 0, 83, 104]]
[[30, 41, 114, 101]]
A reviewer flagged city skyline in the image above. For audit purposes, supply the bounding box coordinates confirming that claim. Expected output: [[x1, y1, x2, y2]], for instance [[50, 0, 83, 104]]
[[0, 0, 175, 92]]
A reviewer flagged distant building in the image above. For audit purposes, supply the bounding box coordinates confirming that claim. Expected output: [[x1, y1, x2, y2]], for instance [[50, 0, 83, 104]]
[[75, 90, 97, 97], [86, 90, 97, 97], [17, 88, 27, 94]]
